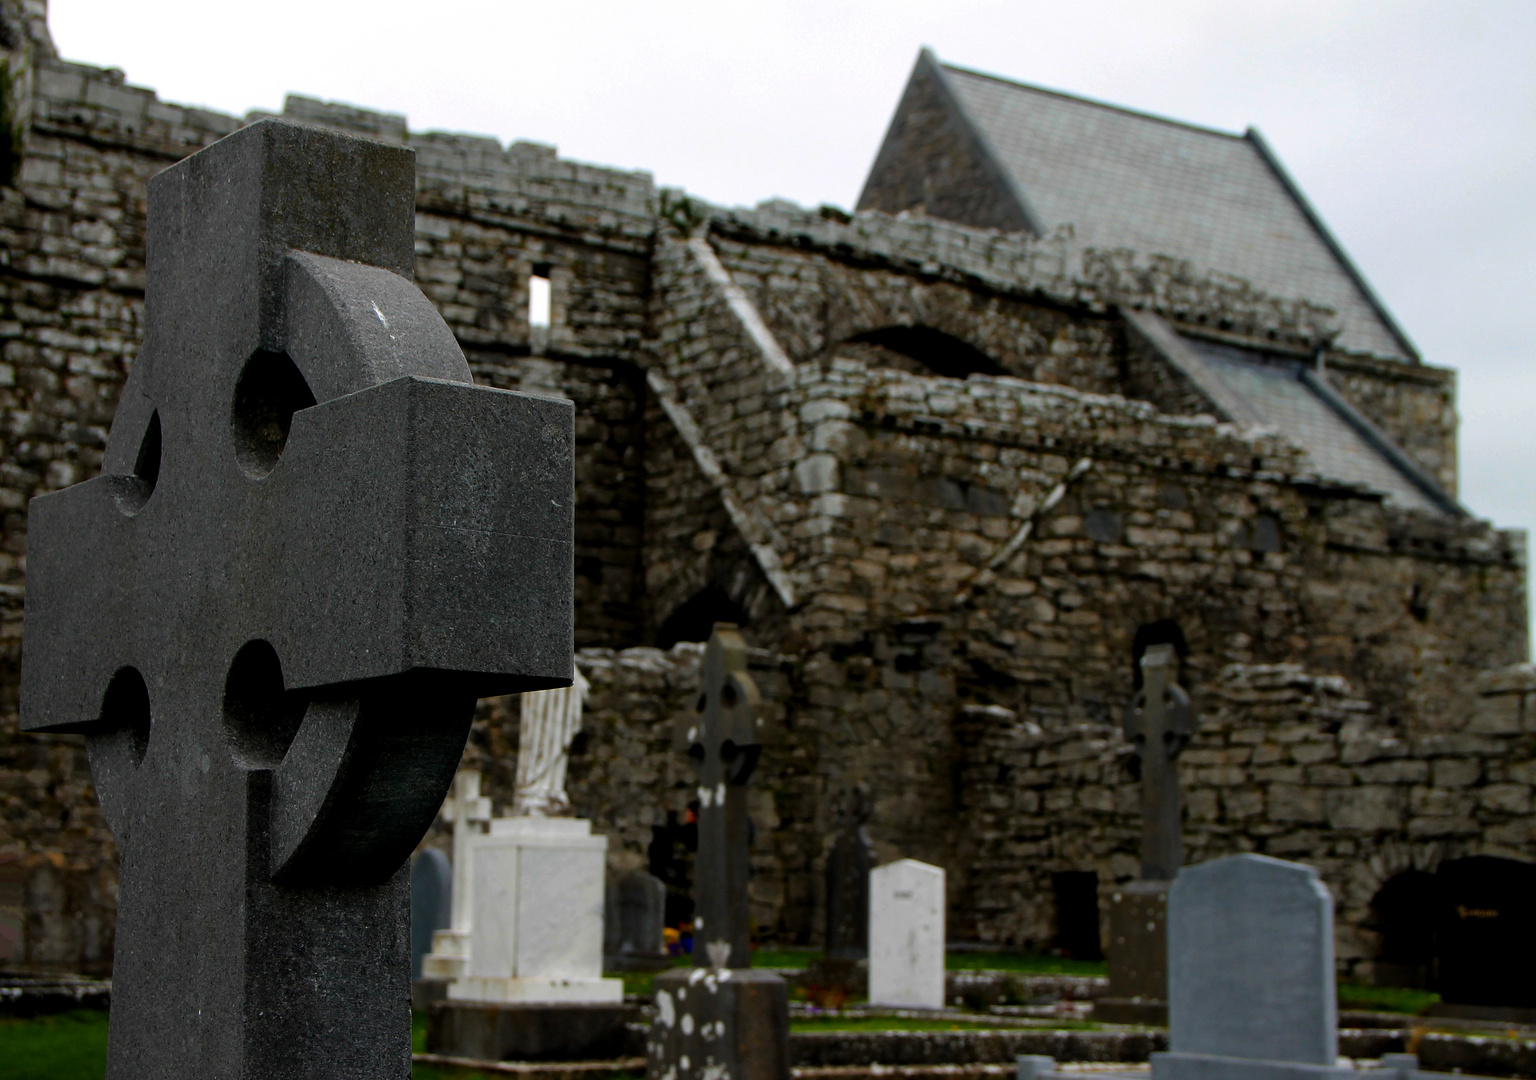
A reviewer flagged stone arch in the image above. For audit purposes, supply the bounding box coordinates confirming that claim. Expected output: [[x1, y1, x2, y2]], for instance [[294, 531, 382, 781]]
[[655, 585, 750, 649], [833, 324, 1007, 380], [1365, 868, 1437, 988], [1131, 619, 1188, 690]]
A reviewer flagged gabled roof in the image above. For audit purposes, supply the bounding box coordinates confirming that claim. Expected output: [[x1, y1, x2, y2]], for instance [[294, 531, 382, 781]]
[[859, 50, 1417, 363]]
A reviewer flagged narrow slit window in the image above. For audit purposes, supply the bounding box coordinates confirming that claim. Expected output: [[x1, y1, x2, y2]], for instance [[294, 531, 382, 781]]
[[528, 273, 551, 328]]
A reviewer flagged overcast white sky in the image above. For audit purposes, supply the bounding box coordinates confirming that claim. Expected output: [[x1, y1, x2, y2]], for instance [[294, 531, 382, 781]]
[[47, 0, 1536, 643]]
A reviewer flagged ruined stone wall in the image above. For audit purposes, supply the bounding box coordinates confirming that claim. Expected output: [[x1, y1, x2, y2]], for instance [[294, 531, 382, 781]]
[[0, 56, 665, 967], [434, 644, 817, 943], [0, 15, 1522, 981], [639, 262, 1525, 956], [709, 233, 1125, 396], [1324, 350, 1459, 498], [0, 56, 241, 971], [956, 659, 1536, 978]]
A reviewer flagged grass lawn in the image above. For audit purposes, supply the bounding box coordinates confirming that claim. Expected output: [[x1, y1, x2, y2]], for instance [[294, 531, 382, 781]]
[[944, 952, 1107, 976], [0, 1010, 109, 1080], [746, 948, 1109, 976], [790, 1015, 1099, 1032], [1336, 984, 1439, 1016]]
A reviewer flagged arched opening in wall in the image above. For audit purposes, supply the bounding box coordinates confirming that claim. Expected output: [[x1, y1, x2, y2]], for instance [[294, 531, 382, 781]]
[[1131, 619, 1188, 690], [1052, 871, 1103, 960], [1434, 856, 1536, 1007], [656, 586, 749, 649], [648, 807, 698, 936], [840, 325, 1007, 380], [1368, 870, 1437, 989]]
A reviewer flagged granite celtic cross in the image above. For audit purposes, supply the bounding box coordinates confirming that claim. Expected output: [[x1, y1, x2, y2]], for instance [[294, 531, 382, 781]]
[[1122, 643, 1194, 880], [676, 623, 764, 968], [20, 120, 574, 1079]]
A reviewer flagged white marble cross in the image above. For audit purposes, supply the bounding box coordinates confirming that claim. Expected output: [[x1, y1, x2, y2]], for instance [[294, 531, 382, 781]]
[[422, 770, 493, 980]]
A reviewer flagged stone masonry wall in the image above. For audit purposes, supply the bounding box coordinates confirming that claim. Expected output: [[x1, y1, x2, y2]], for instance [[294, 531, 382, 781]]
[[0, 7, 1521, 980], [0, 53, 666, 966], [1324, 350, 1459, 498], [955, 659, 1536, 978]]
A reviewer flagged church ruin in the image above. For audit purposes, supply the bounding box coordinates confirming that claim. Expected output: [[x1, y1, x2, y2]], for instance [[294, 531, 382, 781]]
[[0, 4, 1529, 989]]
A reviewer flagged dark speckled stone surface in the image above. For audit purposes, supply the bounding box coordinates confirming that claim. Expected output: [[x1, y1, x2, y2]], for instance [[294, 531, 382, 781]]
[[19, 119, 573, 1079]]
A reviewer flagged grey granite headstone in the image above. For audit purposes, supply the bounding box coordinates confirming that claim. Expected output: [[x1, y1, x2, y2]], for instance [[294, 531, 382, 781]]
[[19, 119, 574, 1079], [649, 625, 788, 1080], [412, 849, 452, 979], [1152, 854, 1353, 1080], [606, 870, 668, 970]]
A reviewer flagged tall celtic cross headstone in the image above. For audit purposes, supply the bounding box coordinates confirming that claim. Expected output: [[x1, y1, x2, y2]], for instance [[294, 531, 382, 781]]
[[680, 623, 763, 971], [19, 120, 574, 1079], [1123, 643, 1194, 881], [825, 782, 876, 962], [1101, 643, 1195, 1023], [648, 624, 787, 1080]]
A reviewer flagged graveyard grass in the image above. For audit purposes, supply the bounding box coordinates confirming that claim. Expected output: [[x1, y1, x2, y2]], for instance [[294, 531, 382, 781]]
[[0, 1011, 109, 1080], [0, 983, 1442, 1080], [749, 947, 1108, 975]]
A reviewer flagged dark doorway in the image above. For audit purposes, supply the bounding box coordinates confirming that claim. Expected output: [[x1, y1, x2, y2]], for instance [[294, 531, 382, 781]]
[[1369, 870, 1437, 988], [657, 586, 748, 649], [846, 326, 1006, 380], [1434, 856, 1536, 1006], [1052, 871, 1103, 960], [1131, 620, 1188, 690], [647, 808, 699, 934]]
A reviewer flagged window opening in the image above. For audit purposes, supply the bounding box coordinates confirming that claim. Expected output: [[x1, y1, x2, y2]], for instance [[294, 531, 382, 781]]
[[529, 271, 551, 329]]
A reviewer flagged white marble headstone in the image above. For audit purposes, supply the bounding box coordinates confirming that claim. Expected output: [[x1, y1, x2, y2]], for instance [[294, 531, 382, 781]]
[[452, 816, 622, 1003], [868, 859, 945, 1009]]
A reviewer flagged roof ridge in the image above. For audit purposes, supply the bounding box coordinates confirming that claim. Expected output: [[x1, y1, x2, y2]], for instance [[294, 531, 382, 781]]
[[938, 60, 1249, 143]]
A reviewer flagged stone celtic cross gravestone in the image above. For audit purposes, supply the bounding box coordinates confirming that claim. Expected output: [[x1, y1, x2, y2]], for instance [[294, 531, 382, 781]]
[[1152, 854, 1352, 1080], [20, 120, 574, 1079], [649, 624, 787, 1080], [1123, 643, 1194, 881], [1101, 643, 1195, 1024], [826, 783, 877, 962]]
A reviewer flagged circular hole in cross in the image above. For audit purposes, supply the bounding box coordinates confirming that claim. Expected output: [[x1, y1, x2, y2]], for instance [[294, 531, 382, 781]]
[[222, 640, 307, 769], [230, 350, 315, 479], [721, 683, 738, 708], [113, 409, 162, 516], [100, 666, 152, 765]]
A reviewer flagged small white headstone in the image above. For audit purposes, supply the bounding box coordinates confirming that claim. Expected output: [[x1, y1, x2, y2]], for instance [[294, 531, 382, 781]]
[[868, 859, 945, 1009], [455, 816, 620, 1003], [1152, 853, 1354, 1080]]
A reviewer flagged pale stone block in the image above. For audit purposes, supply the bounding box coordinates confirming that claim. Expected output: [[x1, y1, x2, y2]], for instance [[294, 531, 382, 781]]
[[448, 817, 622, 1004], [868, 859, 945, 1010]]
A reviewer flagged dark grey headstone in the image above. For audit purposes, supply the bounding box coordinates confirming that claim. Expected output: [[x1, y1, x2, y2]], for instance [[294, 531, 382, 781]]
[[412, 848, 452, 979], [1152, 855, 1351, 1080], [825, 783, 876, 961], [606, 870, 667, 966], [19, 119, 574, 1079], [649, 625, 787, 1080]]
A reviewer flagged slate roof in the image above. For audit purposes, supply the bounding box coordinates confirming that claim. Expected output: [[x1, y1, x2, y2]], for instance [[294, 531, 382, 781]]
[[927, 56, 1416, 362], [1180, 335, 1443, 513]]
